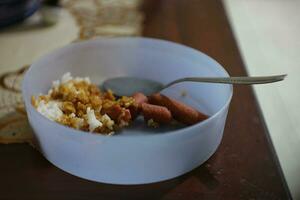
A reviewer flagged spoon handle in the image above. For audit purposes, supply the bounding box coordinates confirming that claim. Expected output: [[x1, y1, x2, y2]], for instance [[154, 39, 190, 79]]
[[163, 74, 287, 88]]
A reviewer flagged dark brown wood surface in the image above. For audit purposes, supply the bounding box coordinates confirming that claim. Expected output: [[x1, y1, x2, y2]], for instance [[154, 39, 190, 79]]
[[0, 0, 290, 199]]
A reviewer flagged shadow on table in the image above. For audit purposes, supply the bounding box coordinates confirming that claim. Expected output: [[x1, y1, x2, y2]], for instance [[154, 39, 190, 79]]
[[75, 163, 219, 200]]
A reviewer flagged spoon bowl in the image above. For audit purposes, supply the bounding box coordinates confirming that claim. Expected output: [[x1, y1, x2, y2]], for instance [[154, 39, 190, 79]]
[[103, 76, 164, 96]]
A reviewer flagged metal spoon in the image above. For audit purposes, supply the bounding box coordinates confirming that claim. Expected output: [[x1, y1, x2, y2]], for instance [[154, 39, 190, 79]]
[[102, 74, 287, 96]]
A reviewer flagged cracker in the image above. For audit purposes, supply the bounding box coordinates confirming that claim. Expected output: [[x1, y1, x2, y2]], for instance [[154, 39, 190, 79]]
[[0, 111, 33, 144]]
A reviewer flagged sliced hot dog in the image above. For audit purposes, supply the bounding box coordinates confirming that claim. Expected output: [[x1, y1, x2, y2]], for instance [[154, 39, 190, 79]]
[[130, 92, 148, 119], [132, 92, 148, 107], [148, 93, 208, 125], [141, 103, 172, 124]]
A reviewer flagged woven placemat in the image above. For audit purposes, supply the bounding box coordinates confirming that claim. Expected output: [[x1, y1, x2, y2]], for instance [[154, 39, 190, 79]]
[[0, 0, 143, 144]]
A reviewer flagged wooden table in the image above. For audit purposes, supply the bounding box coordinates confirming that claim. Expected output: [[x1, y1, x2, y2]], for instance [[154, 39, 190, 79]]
[[0, 0, 291, 199]]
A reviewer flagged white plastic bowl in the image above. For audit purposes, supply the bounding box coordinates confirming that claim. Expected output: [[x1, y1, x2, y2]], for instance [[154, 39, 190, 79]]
[[22, 37, 233, 184]]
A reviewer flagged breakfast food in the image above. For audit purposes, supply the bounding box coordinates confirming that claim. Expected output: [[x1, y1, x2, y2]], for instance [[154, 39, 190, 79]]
[[141, 103, 172, 124], [32, 73, 208, 135], [148, 93, 208, 125], [129, 92, 148, 119], [31, 73, 134, 135]]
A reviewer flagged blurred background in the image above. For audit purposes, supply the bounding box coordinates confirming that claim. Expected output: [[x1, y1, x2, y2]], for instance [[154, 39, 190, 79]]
[[224, 1, 300, 199], [0, 0, 299, 199]]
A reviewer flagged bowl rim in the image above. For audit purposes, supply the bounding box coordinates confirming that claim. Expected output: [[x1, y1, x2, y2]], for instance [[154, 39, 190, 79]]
[[22, 37, 233, 140]]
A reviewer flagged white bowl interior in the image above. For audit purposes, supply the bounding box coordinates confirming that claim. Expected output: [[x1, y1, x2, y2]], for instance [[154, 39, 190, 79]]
[[23, 38, 231, 133]]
